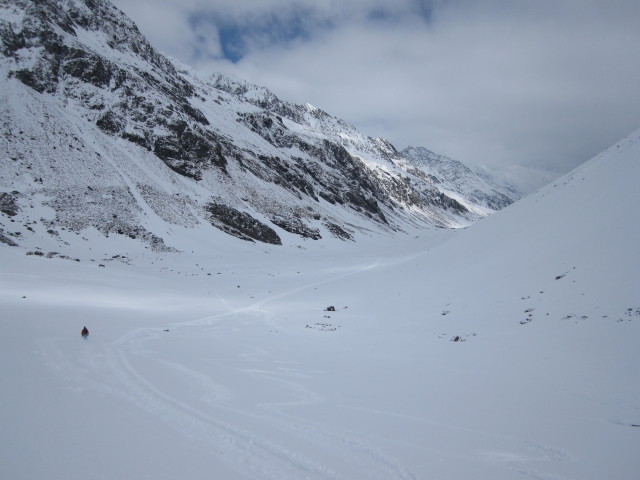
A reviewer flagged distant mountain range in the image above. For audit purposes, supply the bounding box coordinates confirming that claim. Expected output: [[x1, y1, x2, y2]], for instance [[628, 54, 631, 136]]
[[1, 0, 526, 250]]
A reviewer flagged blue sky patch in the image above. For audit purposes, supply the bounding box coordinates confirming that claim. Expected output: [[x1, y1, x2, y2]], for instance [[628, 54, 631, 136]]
[[189, 6, 324, 64]]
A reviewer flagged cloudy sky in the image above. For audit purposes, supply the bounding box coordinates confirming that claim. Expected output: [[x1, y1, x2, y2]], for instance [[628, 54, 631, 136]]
[[111, 0, 640, 174]]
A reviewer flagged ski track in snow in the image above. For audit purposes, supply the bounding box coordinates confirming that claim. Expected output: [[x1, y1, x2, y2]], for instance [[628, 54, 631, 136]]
[[36, 256, 419, 480], [172, 256, 383, 329], [38, 336, 355, 480]]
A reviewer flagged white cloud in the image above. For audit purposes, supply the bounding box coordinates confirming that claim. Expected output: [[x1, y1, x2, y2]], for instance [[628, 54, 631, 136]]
[[111, 0, 640, 172]]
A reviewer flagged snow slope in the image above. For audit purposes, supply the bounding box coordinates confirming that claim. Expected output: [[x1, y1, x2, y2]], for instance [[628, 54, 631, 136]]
[[1, 133, 639, 478]]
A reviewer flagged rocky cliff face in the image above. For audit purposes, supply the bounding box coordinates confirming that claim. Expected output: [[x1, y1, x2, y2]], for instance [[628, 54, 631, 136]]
[[0, 0, 521, 252]]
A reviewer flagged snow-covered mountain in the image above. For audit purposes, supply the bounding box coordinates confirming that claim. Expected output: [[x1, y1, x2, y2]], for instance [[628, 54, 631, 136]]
[[2, 4, 639, 478], [0, 0, 522, 253], [400, 146, 520, 214]]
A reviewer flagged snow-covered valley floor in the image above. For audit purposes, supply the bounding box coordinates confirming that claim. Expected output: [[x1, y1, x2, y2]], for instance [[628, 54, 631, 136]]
[[2, 130, 639, 479]]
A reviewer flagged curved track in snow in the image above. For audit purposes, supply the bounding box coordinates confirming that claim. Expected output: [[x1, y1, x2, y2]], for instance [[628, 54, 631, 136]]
[[37, 257, 420, 480]]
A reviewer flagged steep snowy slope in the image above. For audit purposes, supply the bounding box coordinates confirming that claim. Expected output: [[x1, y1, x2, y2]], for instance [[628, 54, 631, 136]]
[[1, 122, 638, 480], [0, 0, 522, 254]]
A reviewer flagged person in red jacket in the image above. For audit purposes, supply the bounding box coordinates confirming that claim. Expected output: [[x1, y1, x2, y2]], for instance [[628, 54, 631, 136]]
[[81, 326, 89, 338]]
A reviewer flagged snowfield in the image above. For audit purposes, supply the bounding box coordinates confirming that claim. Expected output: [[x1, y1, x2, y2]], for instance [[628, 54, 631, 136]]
[[1, 129, 639, 479]]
